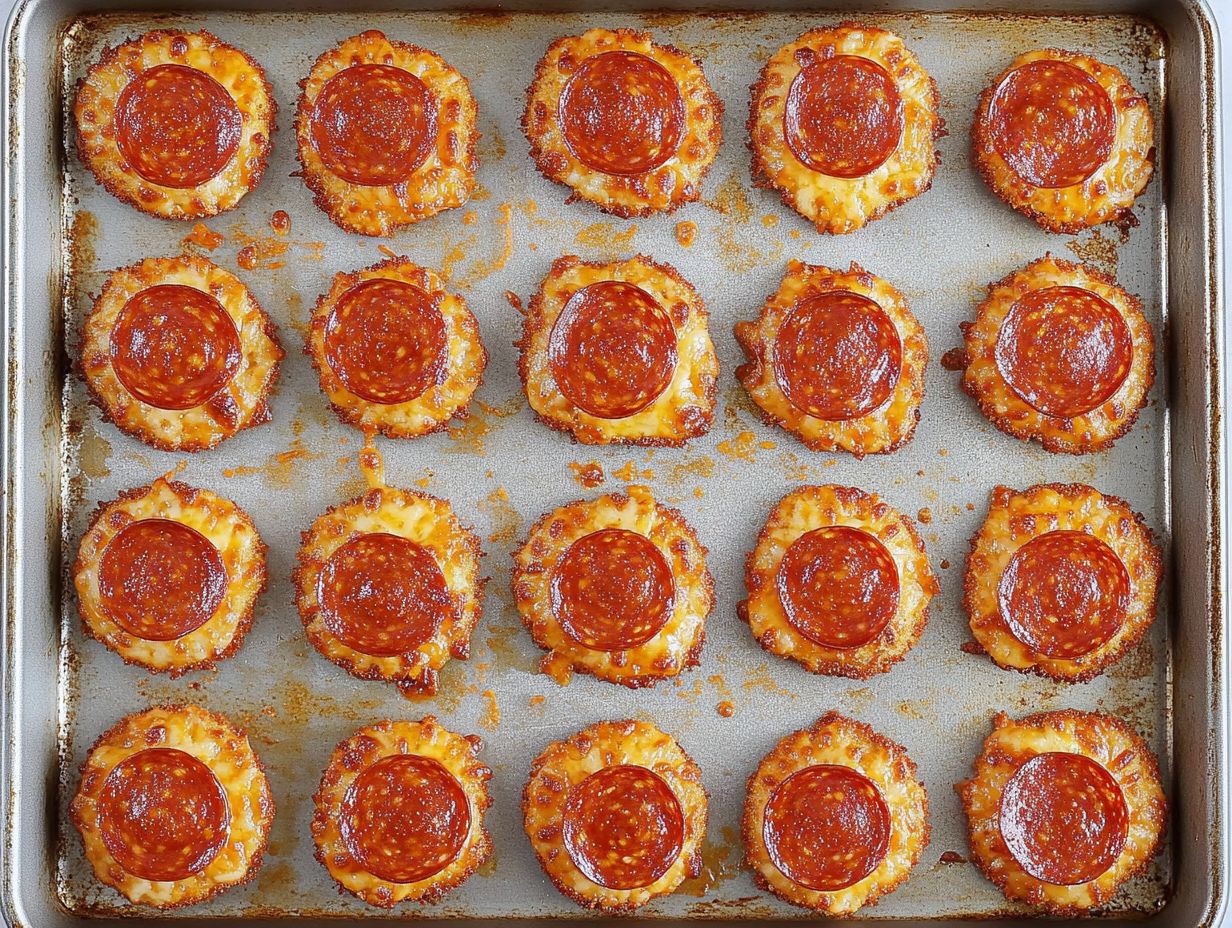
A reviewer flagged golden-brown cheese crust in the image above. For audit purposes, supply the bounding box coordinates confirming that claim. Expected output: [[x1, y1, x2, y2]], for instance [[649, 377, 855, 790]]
[[294, 30, 478, 237], [511, 485, 713, 688], [74, 478, 267, 676], [518, 254, 718, 446], [972, 49, 1154, 233], [958, 255, 1155, 454], [735, 261, 927, 457], [743, 712, 929, 915], [963, 483, 1161, 682], [748, 23, 942, 234], [522, 28, 722, 217], [74, 30, 274, 220], [522, 719, 708, 912], [956, 709, 1166, 915], [311, 717, 492, 907], [306, 257, 487, 439], [79, 255, 283, 452], [71, 705, 274, 909]]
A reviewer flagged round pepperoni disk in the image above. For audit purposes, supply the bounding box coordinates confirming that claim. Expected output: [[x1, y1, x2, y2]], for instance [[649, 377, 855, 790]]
[[776, 526, 900, 649], [988, 60, 1116, 189], [548, 280, 679, 420], [323, 279, 447, 405], [109, 284, 242, 411], [763, 764, 891, 892], [562, 765, 684, 890], [784, 52, 904, 178], [549, 528, 675, 651], [558, 50, 686, 176], [773, 290, 902, 421], [98, 518, 227, 641], [317, 532, 450, 657], [995, 285, 1133, 419], [998, 530, 1130, 659], [999, 751, 1129, 885], [340, 754, 470, 884], [97, 747, 230, 882], [310, 64, 438, 186], [114, 64, 243, 189]]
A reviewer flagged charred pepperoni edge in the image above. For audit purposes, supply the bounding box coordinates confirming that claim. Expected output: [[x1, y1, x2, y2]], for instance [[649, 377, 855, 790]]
[[962, 483, 1163, 684]]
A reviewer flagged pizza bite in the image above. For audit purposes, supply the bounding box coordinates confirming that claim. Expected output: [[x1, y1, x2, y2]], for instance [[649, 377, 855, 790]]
[[295, 30, 478, 236], [71, 705, 273, 909], [523, 28, 722, 217]]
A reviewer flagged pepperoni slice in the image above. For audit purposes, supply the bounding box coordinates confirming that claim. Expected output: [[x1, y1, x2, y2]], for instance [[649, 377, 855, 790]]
[[97, 748, 230, 882], [988, 59, 1116, 189], [548, 281, 679, 420], [558, 50, 686, 176], [998, 530, 1130, 659], [114, 64, 242, 189], [549, 528, 675, 651], [775, 525, 900, 649], [323, 279, 447, 405], [774, 290, 902, 421], [999, 752, 1129, 885], [98, 519, 227, 641], [784, 52, 904, 178], [317, 533, 450, 657], [109, 284, 242, 411], [763, 764, 891, 892], [995, 286, 1133, 419], [340, 754, 470, 884], [310, 64, 438, 186], [562, 765, 684, 890]]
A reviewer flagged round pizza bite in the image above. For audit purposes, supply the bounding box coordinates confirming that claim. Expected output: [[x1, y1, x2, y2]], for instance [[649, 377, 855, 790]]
[[957, 255, 1155, 454], [957, 709, 1166, 915], [79, 255, 283, 452], [972, 49, 1154, 233], [523, 719, 707, 912], [523, 28, 722, 217], [295, 30, 479, 236], [964, 483, 1161, 683], [74, 30, 273, 220], [71, 704, 273, 909], [518, 254, 718, 446], [743, 712, 929, 915], [312, 717, 492, 908], [307, 257, 487, 438], [735, 260, 927, 457], [748, 22, 942, 234]]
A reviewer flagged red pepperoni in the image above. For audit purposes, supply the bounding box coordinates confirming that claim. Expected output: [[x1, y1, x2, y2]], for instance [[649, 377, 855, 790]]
[[98, 519, 227, 641], [310, 64, 438, 186], [317, 533, 450, 657], [997, 530, 1130, 659], [340, 754, 470, 883], [989, 59, 1116, 189], [763, 764, 891, 892], [549, 528, 675, 651], [548, 281, 679, 420], [109, 284, 242, 411], [773, 290, 902, 421], [114, 64, 242, 189], [97, 748, 230, 882], [776, 525, 900, 649], [999, 752, 1129, 885], [784, 52, 904, 178], [323, 279, 447, 405], [562, 765, 684, 890], [995, 285, 1133, 419], [558, 50, 686, 176]]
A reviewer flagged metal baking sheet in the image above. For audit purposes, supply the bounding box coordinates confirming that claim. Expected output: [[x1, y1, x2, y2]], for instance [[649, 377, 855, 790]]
[[2, 2, 1224, 926]]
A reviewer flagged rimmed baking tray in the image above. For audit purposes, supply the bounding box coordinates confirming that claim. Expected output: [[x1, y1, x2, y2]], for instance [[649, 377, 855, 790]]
[[2, 1, 1225, 925]]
